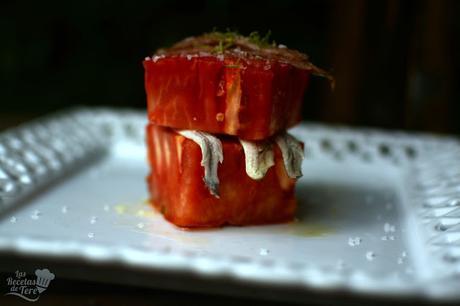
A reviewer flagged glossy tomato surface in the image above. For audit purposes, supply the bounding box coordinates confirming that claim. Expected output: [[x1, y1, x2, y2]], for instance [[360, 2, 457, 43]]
[[146, 124, 298, 228], [144, 55, 310, 140]]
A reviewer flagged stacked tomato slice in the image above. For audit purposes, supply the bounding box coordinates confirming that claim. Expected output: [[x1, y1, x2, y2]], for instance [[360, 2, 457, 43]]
[[144, 55, 310, 140], [146, 125, 296, 227], [144, 33, 326, 228]]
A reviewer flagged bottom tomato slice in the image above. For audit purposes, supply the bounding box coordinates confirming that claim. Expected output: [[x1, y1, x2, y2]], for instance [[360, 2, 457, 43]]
[[146, 124, 298, 228]]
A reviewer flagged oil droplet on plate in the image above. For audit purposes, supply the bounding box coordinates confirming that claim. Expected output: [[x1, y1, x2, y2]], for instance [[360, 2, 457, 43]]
[[286, 223, 332, 237], [61, 206, 68, 214], [88, 232, 95, 239], [137, 222, 145, 229], [90, 216, 97, 224], [114, 205, 126, 214], [10, 216, 17, 223]]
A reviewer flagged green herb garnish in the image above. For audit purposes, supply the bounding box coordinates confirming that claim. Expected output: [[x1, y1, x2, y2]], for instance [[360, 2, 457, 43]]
[[248, 30, 276, 47], [206, 29, 276, 54]]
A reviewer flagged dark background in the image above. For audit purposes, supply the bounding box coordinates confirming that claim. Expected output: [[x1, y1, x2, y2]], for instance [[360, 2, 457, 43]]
[[1, 0, 459, 135]]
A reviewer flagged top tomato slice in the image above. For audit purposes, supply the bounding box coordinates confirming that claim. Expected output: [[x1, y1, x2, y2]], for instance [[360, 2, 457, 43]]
[[144, 55, 310, 140]]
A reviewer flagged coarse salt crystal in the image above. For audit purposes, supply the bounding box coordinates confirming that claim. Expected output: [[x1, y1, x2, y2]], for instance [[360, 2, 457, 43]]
[[366, 251, 376, 261], [384, 223, 396, 233], [348, 237, 362, 247], [259, 248, 269, 256]]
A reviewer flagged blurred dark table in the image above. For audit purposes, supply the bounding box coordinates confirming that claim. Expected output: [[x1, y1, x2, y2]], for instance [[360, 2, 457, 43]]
[[0, 273, 298, 306]]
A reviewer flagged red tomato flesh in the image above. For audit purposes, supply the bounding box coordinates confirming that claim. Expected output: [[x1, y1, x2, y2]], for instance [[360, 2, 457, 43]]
[[144, 55, 310, 140], [146, 124, 298, 228]]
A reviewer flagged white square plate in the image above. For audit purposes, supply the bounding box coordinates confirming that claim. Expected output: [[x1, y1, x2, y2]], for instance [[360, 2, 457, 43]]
[[0, 108, 459, 303]]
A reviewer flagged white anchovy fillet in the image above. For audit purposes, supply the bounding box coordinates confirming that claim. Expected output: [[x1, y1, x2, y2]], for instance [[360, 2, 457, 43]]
[[275, 133, 304, 178], [239, 140, 275, 180], [177, 130, 223, 198]]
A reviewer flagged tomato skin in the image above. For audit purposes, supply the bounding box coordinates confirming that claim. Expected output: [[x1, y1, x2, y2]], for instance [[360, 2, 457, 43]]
[[146, 124, 297, 228], [144, 56, 310, 141]]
